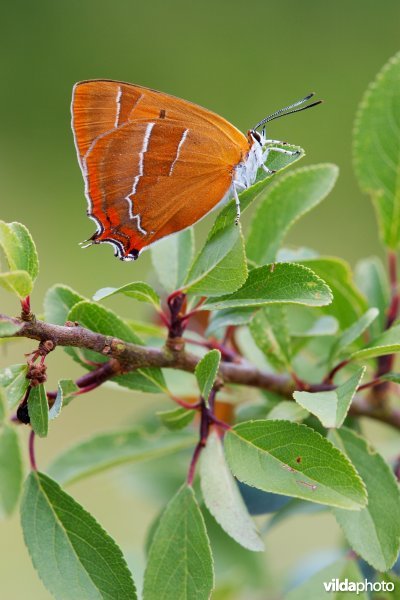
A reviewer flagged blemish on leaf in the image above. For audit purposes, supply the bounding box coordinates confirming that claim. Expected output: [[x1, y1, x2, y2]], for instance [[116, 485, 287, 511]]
[[281, 463, 295, 472], [297, 480, 317, 491]]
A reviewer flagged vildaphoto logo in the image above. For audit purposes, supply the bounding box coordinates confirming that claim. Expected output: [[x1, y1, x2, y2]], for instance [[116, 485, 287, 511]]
[[323, 579, 394, 594]]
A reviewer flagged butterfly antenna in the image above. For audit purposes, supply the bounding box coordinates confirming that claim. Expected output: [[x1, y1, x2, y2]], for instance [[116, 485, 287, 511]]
[[253, 93, 323, 131]]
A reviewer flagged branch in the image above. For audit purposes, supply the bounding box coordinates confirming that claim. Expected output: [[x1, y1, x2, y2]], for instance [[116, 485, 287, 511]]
[[5, 313, 295, 394], [3, 313, 400, 430]]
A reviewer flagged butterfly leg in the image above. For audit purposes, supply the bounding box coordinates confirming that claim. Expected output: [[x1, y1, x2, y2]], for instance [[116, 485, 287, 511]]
[[233, 181, 246, 225], [262, 146, 301, 175], [262, 164, 276, 175], [263, 146, 300, 162], [263, 139, 289, 146]]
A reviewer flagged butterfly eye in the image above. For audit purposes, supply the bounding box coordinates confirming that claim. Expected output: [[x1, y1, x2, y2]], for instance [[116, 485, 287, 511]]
[[251, 130, 263, 146]]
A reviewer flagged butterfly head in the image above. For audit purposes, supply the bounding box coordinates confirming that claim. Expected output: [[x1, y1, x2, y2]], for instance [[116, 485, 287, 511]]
[[248, 129, 265, 147]]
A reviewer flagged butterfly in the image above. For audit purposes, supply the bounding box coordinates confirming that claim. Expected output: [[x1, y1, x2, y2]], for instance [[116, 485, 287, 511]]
[[71, 80, 320, 261]]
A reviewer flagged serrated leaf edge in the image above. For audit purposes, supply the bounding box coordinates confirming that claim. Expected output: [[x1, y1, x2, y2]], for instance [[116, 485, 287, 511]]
[[204, 262, 333, 308], [21, 472, 136, 597], [330, 427, 400, 570]]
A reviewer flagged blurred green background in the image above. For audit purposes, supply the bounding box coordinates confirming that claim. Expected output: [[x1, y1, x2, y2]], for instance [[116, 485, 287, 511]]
[[1, 1, 400, 598]]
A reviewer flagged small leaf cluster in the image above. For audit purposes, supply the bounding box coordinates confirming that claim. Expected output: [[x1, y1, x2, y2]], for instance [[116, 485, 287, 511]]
[[1, 52, 400, 599]]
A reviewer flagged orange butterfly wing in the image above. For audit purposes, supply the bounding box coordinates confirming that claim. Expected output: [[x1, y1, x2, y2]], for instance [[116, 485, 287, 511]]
[[72, 80, 250, 259]]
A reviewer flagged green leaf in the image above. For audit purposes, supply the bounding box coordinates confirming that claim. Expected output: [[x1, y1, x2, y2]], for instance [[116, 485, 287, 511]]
[[205, 307, 255, 337], [157, 406, 196, 431], [93, 281, 160, 307], [351, 323, 400, 360], [143, 485, 214, 600], [184, 217, 238, 291], [286, 557, 367, 600], [58, 379, 79, 406], [382, 372, 400, 383], [235, 401, 271, 423], [285, 307, 338, 354], [44, 284, 86, 325], [49, 379, 78, 420], [184, 226, 248, 296], [298, 257, 368, 327], [201, 506, 267, 593], [0, 270, 33, 298], [291, 315, 339, 338], [277, 246, 319, 262], [224, 420, 367, 509], [329, 308, 379, 362], [125, 319, 166, 341], [354, 51, 400, 249], [0, 318, 22, 337], [58, 379, 78, 408], [151, 228, 195, 293], [0, 423, 23, 517], [200, 431, 264, 552], [293, 367, 366, 428], [0, 221, 39, 282], [266, 401, 309, 422], [48, 428, 195, 485], [0, 364, 29, 408], [48, 385, 63, 421], [249, 306, 291, 370], [374, 573, 400, 600], [195, 349, 221, 405], [331, 428, 400, 570], [21, 471, 137, 599], [355, 257, 390, 336], [204, 263, 332, 311], [28, 384, 48, 438], [68, 301, 166, 393], [247, 164, 338, 265]]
